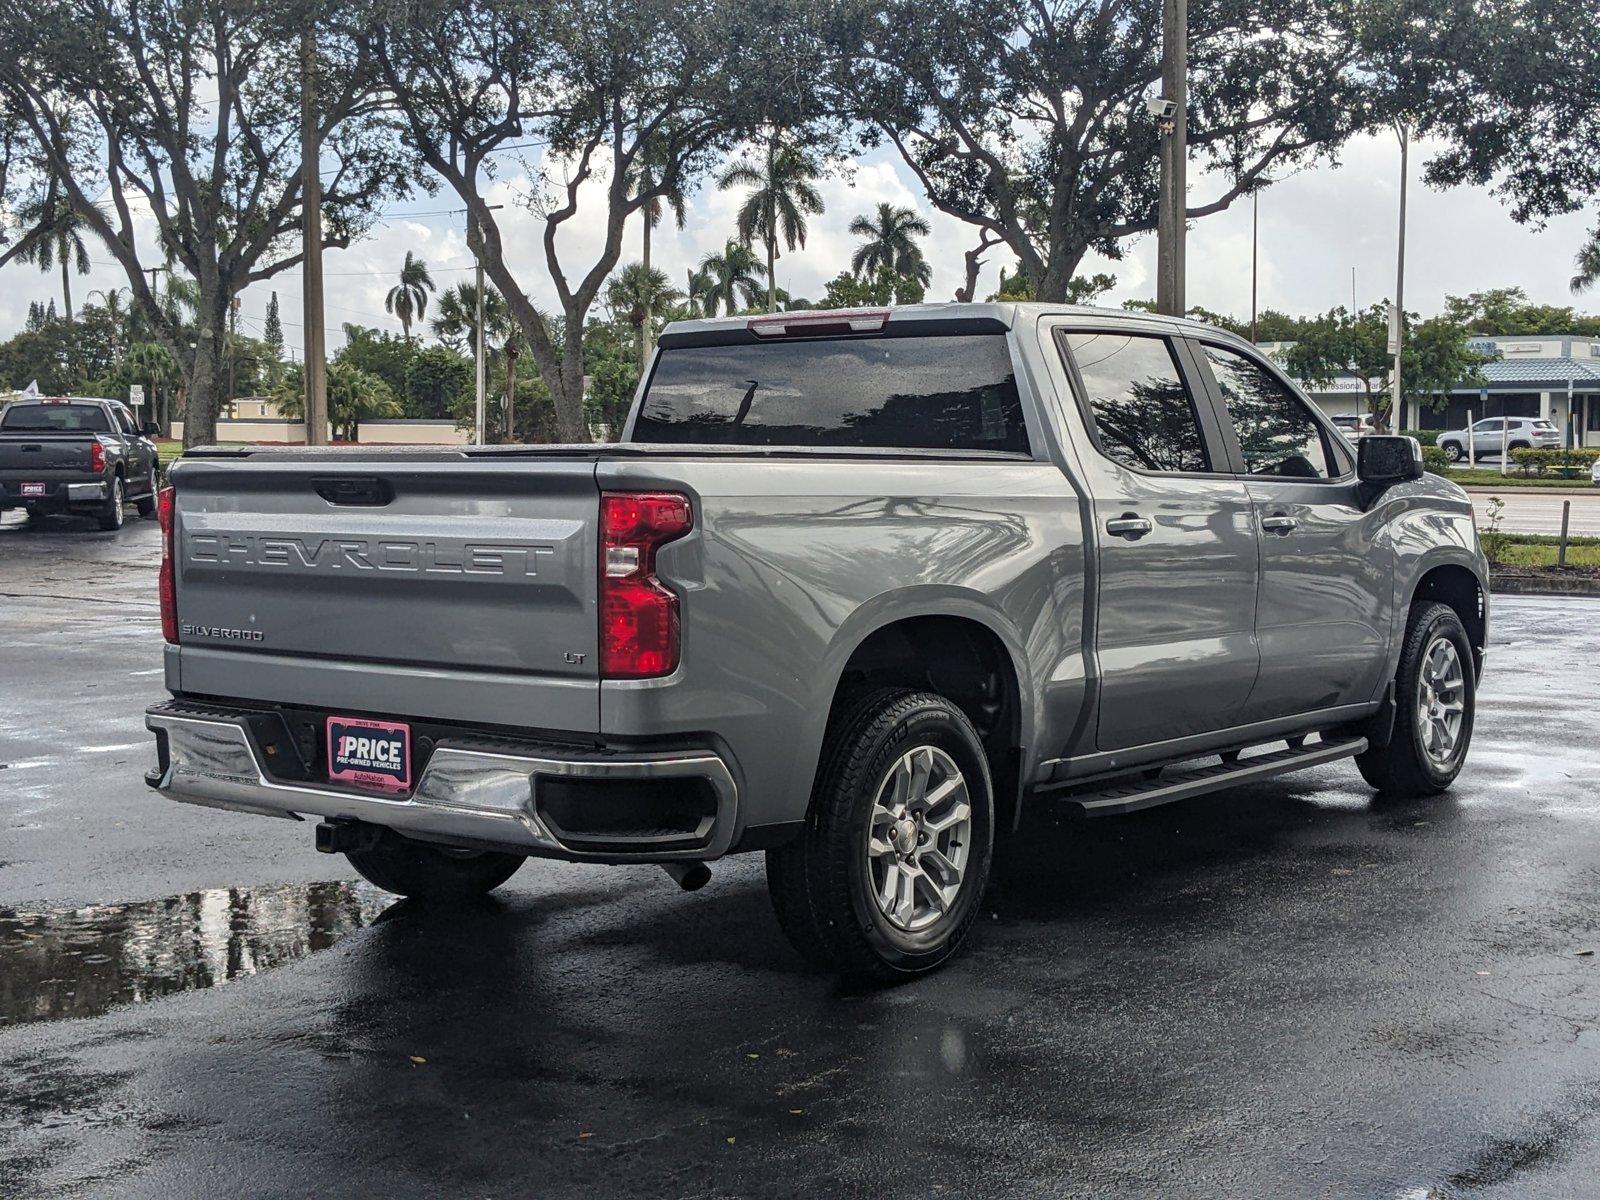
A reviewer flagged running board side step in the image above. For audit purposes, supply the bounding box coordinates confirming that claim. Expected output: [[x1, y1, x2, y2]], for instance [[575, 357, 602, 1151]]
[[1062, 737, 1368, 818]]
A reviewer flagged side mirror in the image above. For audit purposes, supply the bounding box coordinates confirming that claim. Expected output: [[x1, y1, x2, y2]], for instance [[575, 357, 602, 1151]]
[[141, 421, 161, 436], [1358, 435, 1423, 489]]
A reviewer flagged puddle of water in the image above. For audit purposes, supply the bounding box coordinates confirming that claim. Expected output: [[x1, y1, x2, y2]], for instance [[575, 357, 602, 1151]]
[[0, 881, 392, 1028]]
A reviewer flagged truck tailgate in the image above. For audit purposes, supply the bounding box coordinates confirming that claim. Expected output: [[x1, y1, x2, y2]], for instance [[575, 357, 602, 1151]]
[[170, 456, 601, 731], [0, 435, 94, 474]]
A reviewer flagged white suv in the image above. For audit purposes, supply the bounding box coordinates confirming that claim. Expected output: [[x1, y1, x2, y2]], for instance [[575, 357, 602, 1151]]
[[1438, 417, 1562, 462]]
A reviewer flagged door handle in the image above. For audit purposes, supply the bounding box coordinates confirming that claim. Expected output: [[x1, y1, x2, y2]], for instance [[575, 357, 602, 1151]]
[[1105, 514, 1153, 540], [1261, 514, 1299, 534]]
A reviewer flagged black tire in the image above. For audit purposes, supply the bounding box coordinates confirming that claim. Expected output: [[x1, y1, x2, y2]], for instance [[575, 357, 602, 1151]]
[[135, 492, 157, 518], [1445, 442, 1465, 463], [1356, 601, 1475, 796], [766, 688, 995, 983], [346, 827, 525, 900], [1509, 440, 1530, 452], [97, 474, 125, 531]]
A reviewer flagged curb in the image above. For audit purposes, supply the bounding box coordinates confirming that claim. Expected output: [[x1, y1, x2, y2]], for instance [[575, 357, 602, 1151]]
[[1459, 485, 1596, 496], [1490, 571, 1600, 597]]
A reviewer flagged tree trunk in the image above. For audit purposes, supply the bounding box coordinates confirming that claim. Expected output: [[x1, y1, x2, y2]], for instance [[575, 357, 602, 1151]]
[[61, 254, 73, 323], [181, 303, 228, 448], [766, 236, 776, 314], [640, 216, 653, 372], [504, 337, 519, 442], [555, 322, 587, 443]]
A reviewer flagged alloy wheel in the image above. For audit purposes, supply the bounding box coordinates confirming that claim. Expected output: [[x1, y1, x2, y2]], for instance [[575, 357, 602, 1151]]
[[865, 745, 973, 933]]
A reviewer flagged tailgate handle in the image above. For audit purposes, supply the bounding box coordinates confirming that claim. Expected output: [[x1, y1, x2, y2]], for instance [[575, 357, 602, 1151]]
[[313, 477, 393, 506]]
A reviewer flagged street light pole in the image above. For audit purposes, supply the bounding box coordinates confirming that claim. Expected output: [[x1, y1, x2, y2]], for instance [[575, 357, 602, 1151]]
[[1389, 122, 1408, 431], [1249, 190, 1258, 343], [1155, 0, 1187, 317]]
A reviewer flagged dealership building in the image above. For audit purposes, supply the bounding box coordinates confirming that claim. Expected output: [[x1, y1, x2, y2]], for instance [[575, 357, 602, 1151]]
[[1262, 334, 1600, 447]]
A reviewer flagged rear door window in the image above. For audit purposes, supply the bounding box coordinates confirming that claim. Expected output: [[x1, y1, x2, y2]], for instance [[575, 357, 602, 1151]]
[[632, 333, 1029, 453], [1203, 345, 1336, 479], [1060, 331, 1212, 473]]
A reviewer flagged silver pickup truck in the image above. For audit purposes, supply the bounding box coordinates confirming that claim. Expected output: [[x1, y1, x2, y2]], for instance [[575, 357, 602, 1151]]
[[144, 304, 1488, 980]]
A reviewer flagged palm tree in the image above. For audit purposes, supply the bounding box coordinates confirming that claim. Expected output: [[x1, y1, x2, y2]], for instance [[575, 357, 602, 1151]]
[[385, 252, 435, 341], [608, 263, 683, 361], [716, 135, 824, 312], [628, 156, 689, 367], [16, 193, 92, 322], [697, 241, 767, 317], [850, 203, 932, 292], [431, 281, 510, 352], [684, 268, 716, 318], [127, 341, 178, 435], [1572, 229, 1600, 295]]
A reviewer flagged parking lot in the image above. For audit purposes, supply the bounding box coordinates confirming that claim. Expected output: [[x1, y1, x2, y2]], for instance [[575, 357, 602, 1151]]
[[5, 509, 1600, 1198]]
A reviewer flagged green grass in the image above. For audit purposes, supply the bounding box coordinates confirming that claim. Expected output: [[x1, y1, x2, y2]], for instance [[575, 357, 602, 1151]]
[[1448, 468, 1595, 488], [1486, 532, 1600, 569], [155, 440, 184, 466]]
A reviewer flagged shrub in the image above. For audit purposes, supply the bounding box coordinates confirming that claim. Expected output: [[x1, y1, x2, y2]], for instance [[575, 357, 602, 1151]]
[[1508, 447, 1600, 477], [1402, 429, 1440, 447], [1421, 445, 1452, 475]]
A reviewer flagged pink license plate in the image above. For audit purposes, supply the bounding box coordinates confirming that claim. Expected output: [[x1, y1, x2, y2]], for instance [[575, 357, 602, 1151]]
[[21, 482, 44, 497], [326, 716, 411, 793]]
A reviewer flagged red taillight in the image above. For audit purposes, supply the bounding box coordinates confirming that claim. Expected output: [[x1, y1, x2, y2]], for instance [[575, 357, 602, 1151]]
[[157, 486, 177, 643], [599, 491, 692, 679], [90, 440, 105, 473]]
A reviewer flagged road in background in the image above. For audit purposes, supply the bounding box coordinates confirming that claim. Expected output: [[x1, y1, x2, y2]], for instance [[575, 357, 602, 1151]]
[[7, 509, 1600, 1198], [1468, 490, 1600, 537]]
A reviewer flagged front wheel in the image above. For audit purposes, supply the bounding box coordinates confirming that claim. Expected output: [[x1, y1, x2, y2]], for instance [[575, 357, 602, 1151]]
[[1445, 442, 1465, 463], [346, 827, 525, 900], [767, 688, 995, 983], [1356, 601, 1476, 796]]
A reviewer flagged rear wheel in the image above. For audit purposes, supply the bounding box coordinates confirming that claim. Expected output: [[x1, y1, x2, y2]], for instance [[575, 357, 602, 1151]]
[[1445, 441, 1465, 462], [97, 475, 125, 531], [346, 827, 525, 900], [135, 492, 156, 518], [1356, 601, 1475, 796], [767, 688, 994, 983]]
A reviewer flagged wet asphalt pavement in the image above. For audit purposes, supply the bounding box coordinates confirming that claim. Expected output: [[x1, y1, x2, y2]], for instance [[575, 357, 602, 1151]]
[[5, 508, 1600, 1198]]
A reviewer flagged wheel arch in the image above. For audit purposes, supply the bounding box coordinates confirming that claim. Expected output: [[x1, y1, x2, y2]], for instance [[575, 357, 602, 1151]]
[[1411, 561, 1487, 679], [820, 600, 1033, 834]]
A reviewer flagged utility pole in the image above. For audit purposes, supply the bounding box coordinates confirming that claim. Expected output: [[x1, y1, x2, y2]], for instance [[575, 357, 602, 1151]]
[[468, 205, 505, 446], [474, 236, 487, 445], [1249, 191, 1258, 343], [1389, 122, 1408, 430], [1155, 0, 1187, 317], [300, 25, 329, 447]]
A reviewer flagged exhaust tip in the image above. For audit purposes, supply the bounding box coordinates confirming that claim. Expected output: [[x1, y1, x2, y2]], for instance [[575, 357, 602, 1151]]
[[662, 861, 711, 892]]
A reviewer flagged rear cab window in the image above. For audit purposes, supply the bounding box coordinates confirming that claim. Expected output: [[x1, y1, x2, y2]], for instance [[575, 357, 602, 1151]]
[[631, 333, 1030, 453], [1059, 331, 1212, 473], [1, 403, 110, 432]]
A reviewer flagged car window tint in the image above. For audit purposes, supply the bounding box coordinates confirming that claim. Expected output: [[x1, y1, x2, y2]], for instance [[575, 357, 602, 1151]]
[[0, 403, 110, 432], [1062, 332, 1210, 472], [1203, 345, 1334, 479], [633, 334, 1029, 453]]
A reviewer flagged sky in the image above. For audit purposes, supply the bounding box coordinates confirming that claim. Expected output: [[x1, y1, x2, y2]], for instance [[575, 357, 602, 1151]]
[[1, 129, 1594, 360]]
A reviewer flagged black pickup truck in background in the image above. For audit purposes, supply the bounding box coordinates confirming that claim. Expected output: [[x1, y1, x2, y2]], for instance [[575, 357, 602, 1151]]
[[0, 397, 161, 530]]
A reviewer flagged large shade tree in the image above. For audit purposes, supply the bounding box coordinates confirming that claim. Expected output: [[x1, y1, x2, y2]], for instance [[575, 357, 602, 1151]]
[[368, 0, 773, 441], [0, 0, 414, 445], [827, 0, 1387, 302]]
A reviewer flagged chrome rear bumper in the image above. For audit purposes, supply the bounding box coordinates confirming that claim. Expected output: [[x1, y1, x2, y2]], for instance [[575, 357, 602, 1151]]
[[144, 703, 738, 861]]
